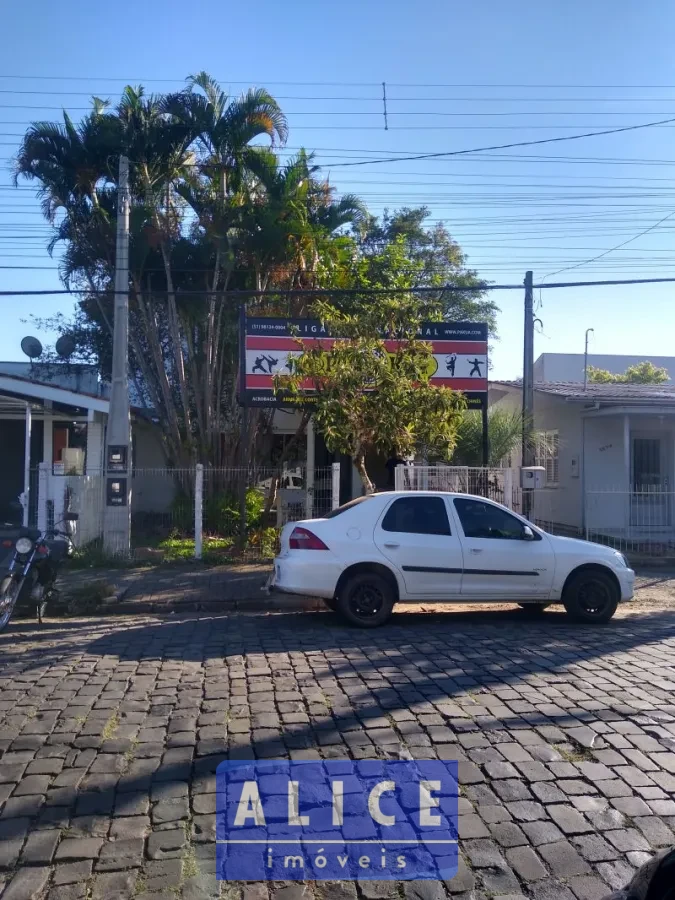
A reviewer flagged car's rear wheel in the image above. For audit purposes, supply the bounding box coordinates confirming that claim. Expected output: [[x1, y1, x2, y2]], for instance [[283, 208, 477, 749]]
[[563, 569, 618, 623], [337, 572, 395, 628]]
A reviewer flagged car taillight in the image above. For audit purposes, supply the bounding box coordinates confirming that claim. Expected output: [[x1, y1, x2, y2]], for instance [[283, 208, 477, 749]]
[[289, 527, 328, 550]]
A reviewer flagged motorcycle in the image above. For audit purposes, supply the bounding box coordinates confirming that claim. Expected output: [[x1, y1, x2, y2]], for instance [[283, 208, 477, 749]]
[[0, 510, 79, 631]]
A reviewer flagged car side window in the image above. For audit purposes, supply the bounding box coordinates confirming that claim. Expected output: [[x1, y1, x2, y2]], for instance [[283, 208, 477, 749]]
[[381, 497, 451, 536], [454, 498, 527, 540]]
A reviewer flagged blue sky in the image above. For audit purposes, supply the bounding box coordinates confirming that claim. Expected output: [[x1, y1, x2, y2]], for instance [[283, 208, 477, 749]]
[[2, 0, 675, 378]]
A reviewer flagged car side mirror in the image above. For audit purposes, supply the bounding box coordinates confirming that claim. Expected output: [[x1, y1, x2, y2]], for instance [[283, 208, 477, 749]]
[[522, 525, 535, 541], [64, 512, 79, 522]]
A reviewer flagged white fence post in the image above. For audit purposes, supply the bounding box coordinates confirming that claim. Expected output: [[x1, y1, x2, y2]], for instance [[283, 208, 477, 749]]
[[504, 468, 514, 511], [37, 462, 49, 533], [331, 462, 341, 510], [305, 417, 315, 519], [194, 464, 203, 560]]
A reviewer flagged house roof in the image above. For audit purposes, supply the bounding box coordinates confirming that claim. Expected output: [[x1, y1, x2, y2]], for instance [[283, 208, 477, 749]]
[[0, 372, 110, 414], [490, 380, 675, 405]]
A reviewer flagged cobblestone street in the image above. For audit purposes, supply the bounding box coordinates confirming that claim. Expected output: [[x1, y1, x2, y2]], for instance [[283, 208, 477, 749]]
[[1, 602, 675, 899]]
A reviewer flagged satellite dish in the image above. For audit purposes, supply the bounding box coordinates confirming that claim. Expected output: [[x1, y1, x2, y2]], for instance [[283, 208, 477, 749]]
[[20, 336, 43, 359], [55, 334, 76, 357]]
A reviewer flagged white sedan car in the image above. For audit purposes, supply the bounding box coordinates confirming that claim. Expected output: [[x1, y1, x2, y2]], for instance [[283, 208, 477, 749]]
[[269, 491, 635, 627]]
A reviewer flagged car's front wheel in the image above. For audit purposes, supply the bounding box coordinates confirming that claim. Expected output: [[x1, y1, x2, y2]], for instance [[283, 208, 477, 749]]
[[336, 572, 395, 628], [563, 569, 619, 623]]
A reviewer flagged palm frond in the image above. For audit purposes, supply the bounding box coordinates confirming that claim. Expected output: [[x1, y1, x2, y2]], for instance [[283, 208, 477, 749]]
[[186, 71, 227, 119]]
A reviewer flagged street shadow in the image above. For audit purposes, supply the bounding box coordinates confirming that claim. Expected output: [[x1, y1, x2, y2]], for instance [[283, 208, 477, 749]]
[[0, 607, 675, 842]]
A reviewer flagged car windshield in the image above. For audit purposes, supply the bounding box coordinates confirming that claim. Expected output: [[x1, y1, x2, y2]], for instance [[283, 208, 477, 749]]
[[324, 496, 373, 519]]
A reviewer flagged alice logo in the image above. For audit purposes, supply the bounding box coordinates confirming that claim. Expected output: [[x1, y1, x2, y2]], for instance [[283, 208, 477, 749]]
[[233, 778, 444, 827], [216, 759, 459, 883]]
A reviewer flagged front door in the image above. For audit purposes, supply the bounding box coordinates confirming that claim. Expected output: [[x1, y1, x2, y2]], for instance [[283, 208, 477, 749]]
[[451, 497, 555, 598], [632, 435, 671, 527], [373, 495, 463, 598], [0, 421, 24, 523]]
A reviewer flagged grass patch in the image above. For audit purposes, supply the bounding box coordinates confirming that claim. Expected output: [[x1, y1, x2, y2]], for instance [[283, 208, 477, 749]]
[[132, 872, 147, 898], [101, 712, 120, 742], [180, 819, 198, 883], [157, 535, 234, 563], [123, 737, 139, 768], [554, 742, 594, 763]]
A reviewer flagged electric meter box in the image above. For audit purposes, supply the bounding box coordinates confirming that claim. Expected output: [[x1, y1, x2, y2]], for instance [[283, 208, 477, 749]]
[[521, 466, 546, 489]]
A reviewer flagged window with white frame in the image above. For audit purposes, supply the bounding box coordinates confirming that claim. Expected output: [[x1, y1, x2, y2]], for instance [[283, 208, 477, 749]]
[[535, 430, 559, 486]]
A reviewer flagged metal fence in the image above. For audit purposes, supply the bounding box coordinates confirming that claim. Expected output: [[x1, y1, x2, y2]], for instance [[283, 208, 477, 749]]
[[395, 465, 518, 506], [395, 465, 675, 559], [585, 488, 675, 556], [23, 462, 339, 561], [395, 465, 567, 540]]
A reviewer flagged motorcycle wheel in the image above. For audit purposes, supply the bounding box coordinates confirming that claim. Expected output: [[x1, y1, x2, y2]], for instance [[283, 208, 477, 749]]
[[0, 578, 22, 632]]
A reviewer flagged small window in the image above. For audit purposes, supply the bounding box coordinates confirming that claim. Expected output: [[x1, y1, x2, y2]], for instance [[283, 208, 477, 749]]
[[382, 497, 451, 536], [535, 430, 559, 487], [325, 496, 373, 519], [52, 422, 87, 475], [454, 498, 527, 540]]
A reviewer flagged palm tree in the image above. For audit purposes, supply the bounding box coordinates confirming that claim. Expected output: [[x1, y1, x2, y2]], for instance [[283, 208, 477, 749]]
[[164, 72, 287, 198], [14, 106, 121, 222], [241, 150, 366, 297], [452, 409, 543, 467]]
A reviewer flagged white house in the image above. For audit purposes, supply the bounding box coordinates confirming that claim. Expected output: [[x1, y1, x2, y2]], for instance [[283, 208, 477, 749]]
[[0, 366, 169, 539], [489, 380, 675, 550], [0, 364, 339, 547], [534, 352, 674, 383]]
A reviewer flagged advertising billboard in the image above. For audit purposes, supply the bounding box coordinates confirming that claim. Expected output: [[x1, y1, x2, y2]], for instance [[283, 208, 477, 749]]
[[240, 315, 488, 409]]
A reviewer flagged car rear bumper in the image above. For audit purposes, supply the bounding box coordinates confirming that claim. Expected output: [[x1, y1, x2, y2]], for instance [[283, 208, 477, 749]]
[[266, 554, 342, 599]]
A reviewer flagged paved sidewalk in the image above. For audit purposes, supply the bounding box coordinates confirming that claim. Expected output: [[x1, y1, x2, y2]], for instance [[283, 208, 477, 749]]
[[0, 605, 675, 897], [63, 564, 320, 614], [61, 563, 675, 615]]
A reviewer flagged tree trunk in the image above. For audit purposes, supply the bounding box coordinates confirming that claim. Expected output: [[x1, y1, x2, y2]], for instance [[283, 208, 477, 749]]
[[353, 448, 375, 495]]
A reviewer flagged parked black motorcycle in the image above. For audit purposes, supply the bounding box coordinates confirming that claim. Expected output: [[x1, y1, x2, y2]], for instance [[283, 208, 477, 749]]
[[0, 511, 78, 631]]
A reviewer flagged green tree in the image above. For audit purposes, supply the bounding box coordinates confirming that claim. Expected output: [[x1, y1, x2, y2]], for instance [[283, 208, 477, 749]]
[[587, 361, 669, 384], [353, 207, 498, 333], [276, 296, 466, 493], [15, 79, 493, 468]]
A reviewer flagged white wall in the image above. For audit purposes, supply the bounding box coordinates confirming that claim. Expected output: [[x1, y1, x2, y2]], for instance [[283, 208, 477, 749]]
[[534, 353, 675, 383], [583, 416, 627, 534], [489, 386, 582, 530]]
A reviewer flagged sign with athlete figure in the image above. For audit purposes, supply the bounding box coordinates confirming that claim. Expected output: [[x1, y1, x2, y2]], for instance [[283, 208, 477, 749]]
[[240, 315, 488, 409]]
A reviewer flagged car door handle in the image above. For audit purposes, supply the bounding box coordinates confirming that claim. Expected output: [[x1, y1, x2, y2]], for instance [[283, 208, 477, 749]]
[[469, 548, 483, 554], [384, 542, 400, 549]]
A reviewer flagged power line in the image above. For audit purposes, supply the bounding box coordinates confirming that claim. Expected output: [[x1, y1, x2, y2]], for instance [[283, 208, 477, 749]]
[[9, 74, 675, 87], [540, 210, 675, 280], [3, 276, 675, 297], [325, 118, 675, 167]]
